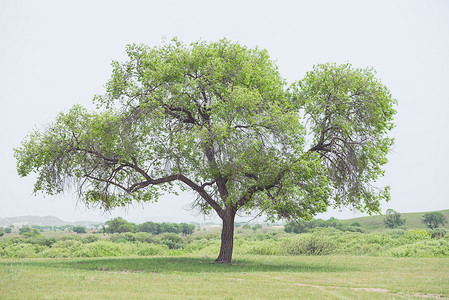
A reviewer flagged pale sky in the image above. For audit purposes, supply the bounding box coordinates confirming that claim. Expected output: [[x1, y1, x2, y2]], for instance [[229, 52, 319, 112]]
[[1, 0, 448, 223]]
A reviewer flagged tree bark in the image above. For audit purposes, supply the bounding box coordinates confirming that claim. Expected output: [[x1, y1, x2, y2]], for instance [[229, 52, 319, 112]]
[[213, 210, 236, 264]]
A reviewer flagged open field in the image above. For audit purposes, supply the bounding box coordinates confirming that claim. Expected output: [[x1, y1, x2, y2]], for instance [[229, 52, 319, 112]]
[[1, 255, 448, 299]]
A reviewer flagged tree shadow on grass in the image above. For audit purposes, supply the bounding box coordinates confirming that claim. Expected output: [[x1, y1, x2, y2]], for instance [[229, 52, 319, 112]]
[[1, 256, 357, 274]]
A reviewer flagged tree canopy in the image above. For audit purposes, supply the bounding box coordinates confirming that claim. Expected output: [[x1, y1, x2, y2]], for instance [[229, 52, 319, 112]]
[[422, 212, 447, 230], [384, 209, 406, 229], [15, 38, 396, 263]]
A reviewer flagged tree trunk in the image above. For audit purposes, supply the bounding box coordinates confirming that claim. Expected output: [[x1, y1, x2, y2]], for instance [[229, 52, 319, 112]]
[[213, 210, 236, 264]]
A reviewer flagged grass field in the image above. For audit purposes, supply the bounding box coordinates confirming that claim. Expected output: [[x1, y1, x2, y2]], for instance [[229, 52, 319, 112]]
[[1, 255, 448, 299], [340, 209, 449, 232]]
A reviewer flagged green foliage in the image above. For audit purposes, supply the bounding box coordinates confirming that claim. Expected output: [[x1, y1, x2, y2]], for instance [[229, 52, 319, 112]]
[[384, 209, 406, 229], [431, 228, 447, 239], [388, 240, 449, 258], [15, 39, 396, 262], [72, 226, 87, 234], [2, 227, 449, 259], [422, 212, 448, 230], [15, 39, 395, 219], [19, 226, 41, 238], [340, 209, 449, 232], [284, 217, 360, 233], [282, 234, 335, 255], [400, 229, 431, 242], [105, 217, 135, 233], [158, 233, 183, 249], [18, 226, 32, 235]]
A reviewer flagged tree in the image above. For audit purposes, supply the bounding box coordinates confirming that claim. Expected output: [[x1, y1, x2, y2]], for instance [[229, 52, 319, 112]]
[[422, 212, 447, 230], [105, 217, 134, 233], [384, 209, 406, 229], [180, 223, 195, 235], [19, 225, 32, 235], [73, 225, 87, 234], [15, 39, 396, 263], [19, 226, 40, 237]]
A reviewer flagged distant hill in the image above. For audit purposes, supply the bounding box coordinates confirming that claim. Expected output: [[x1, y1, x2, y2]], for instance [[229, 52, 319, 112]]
[[0, 216, 101, 227], [341, 209, 449, 232]]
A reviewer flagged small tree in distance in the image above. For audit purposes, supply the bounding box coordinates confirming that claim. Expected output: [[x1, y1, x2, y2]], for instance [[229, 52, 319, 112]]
[[384, 209, 406, 229], [15, 39, 396, 263], [422, 212, 447, 230], [73, 226, 87, 234]]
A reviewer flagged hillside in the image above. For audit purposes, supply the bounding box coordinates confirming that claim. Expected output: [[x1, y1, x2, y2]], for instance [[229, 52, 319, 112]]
[[341, 209, 449, 232], [0, 216, 101, 227]]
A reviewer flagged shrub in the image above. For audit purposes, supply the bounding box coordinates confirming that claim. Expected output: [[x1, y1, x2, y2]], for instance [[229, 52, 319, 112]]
[[1, 243, 43, 258], [135, 243, 168, 256], [82, 235, 100, 243], [158, 233, 183, 249], [74, 241, 132, 257], [431, 228, 447, 239], [59, 235, 83, 242], [26, 236, 56, 247], [133, 232, 156, 244], [400, 230, 431, 243], [282, 234, 335, 255], [41, 240, 84, 258], [389, 240, 449, 257], [241, 240, 281, 255], [384, 229, 407, 239]]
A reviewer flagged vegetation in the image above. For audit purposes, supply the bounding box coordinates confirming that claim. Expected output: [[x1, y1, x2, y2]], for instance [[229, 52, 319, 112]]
[[283, 218, 364, 233], [1, 223, 448, 259], [384, 209, 406, 229], [422, 211, 448, 229], [340, 209, 449, 232], [15, 39, 396, 263], [73, 226, 87, 234], [1, 215, 448, 298], [1, 256, 448, 299], [103, 217, 196, 235]]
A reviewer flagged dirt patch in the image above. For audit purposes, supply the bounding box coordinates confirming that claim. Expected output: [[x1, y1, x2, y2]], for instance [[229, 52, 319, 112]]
[[399, 293, 449, 299], [296, 282, 388, 292], [295, 283, 449, 299], [352, 288, 388, 292]]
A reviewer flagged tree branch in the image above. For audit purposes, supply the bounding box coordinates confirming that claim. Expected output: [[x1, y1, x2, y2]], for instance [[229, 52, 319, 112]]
[[235, 170, 287, 209]]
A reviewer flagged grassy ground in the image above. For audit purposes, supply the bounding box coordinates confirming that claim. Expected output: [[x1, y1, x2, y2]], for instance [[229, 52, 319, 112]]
[[1, 255, 448, 299], [340, 209, 449, 232]]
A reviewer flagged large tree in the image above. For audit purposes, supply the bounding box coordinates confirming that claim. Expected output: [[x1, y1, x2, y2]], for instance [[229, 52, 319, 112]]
[[15, 39, 396, 263]]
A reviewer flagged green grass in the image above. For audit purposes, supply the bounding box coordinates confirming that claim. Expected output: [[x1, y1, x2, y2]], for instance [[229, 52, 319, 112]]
[[1, 255, 448, 299], [341, 209, 449, 232]]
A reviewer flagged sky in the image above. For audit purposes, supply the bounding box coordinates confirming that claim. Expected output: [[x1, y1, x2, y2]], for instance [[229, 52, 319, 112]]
[[1, 0, 448, 223]]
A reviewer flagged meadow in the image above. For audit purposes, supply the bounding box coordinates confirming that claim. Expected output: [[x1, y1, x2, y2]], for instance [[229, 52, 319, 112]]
[[0, 255, 448, 299], [1, 224, 449, 299]]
